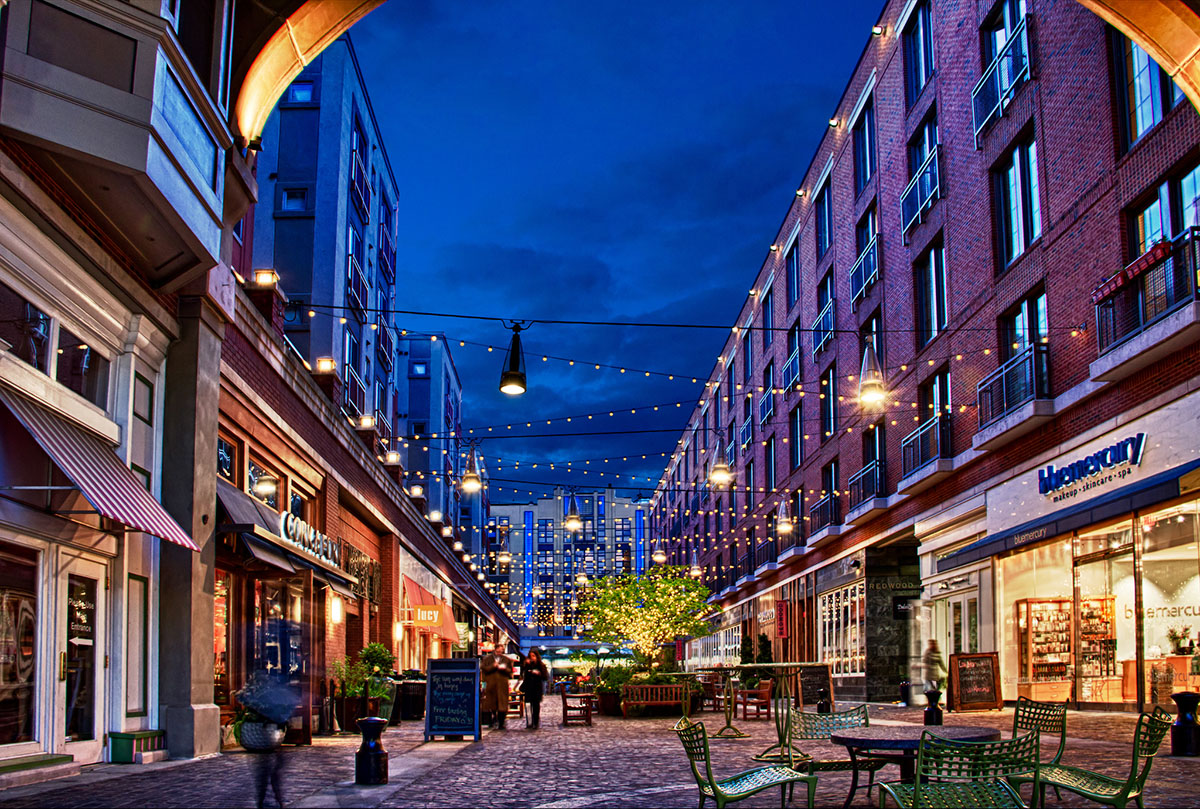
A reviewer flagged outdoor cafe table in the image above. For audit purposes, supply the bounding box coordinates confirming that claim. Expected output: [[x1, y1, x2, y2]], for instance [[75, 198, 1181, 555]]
[[828, 725, 1001, 809], [695, 664, 805, 743]]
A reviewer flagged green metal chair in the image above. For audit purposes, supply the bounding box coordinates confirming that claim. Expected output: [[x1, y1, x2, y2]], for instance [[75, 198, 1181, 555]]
[[674, 716, 817, 809], [787, 705, 887, 803], [1009, 707, 1171, 809], [877, 730, 1040, 809], [1008, 696, 1067, 802]]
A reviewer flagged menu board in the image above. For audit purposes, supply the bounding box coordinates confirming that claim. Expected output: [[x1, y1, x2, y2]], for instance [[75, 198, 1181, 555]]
[[797, 664, 835, 709], [424, 658, 481, 741], [948, 652, 1002, 712]]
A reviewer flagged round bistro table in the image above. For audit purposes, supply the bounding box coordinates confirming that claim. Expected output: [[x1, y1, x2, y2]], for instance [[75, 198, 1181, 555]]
[[829, 725, 1001, 809]]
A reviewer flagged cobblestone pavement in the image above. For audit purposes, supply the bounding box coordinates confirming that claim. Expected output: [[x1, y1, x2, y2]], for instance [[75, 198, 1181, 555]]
[[1, 701, 1196, 807]]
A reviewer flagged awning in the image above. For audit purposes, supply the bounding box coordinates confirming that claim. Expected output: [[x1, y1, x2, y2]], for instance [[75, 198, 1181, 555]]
[[0, 386, 197, 550], [309, 565, 356, 600], [216, 478, 283, 537], [938, 458, 1200, 573], [241, 534, 295, 574], [403, 574, 458, 642]]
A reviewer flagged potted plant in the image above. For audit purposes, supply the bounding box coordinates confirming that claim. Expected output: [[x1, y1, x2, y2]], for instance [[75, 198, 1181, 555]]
[[596, 665, 632, 716], [232, 671, 297, 750], [360, 643, 397, 721], [1167, 625, 1193, 655], [328, 655, 369, 732]]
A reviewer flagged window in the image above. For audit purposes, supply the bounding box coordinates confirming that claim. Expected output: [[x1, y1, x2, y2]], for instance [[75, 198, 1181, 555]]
[[289, 490, 312, 521], [765, 437, 776, 492], [853, 99, 876, 196], [863, 421, 885, 468], [996, 138, 1042, 266], [286, 81, 313, 103], [984, 0, 1026, 63], [786, 243, 801, 309], [817, 271, 834, 312], [920, 367, 952, 420], [0, 541, 37, 742], [761, 287, 773, 349], [55, 327, 109, 408], [410, 361, 428, 376], [915, 243, 948, 347], [789, 405, 803, 469], [727, 363, 736, 401], [281, 188, 307, 212], [217, 436, 237, 483], [247, 460, 279, 510], [852, 207, 879, 301], [1115, 34, 1184, 149], [133, 373, 153, 425], [908, 115, 938, 177], [819, 580, 866, 675], [903, 0, 935, 105], [1002, 289, 1048, 359], [860, 311, 883, 369], [343, 329, 360, 371], [856, 207, 876, 255], [821, 459, 839, 499], [742, 332, 752, 382], [745, 461, 755, 509], [0, 281, 50, 373], [820, 364, 837, 439], [815, 183, 833, 260]]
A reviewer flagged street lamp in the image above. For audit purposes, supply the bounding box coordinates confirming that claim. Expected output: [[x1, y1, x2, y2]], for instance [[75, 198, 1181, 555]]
[[709, 459, 732, 486], [859, 343, 885, 406]]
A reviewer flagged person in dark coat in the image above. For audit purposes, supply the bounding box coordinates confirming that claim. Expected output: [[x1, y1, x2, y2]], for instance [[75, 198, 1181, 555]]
[[519, 649, 550, 729], [481, 647, 512, 730]]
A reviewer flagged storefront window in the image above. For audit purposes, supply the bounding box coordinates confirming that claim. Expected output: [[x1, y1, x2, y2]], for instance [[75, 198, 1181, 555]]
[[0, 541, 38, 745], [1139, 499, 1200, 705], [996, 538, 1071, 701], [217, 437, 237, 484], [247, 460, 278, 510], [253, 579, 306, 686], [818, 581, 865, 675], [214, 570, 231, 706]]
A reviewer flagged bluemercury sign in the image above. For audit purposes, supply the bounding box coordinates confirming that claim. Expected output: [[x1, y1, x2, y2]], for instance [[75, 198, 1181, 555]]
[[278, 511, 341, 566], [1037, 433, 1146, 498]]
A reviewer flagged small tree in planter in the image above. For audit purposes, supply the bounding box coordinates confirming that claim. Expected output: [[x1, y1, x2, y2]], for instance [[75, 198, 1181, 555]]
[[582, 567, 712, 670], [360, 642, 397, 720], [328, 655, 369, 732]]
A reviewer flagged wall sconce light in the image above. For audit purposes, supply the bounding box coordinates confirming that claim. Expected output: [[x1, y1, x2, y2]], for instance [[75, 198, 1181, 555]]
[[829, 117, 840, 128], [315, 356, 336, 373], [872, 24, 885, 36], [393, 621, 403, 642], [769, 244, 779, 253], [409, 484, 424, 498], [359, 413, 376, 430], [385, 450, 401, 464], [331, 594, 344, 624], [252, 268, 279, 288]]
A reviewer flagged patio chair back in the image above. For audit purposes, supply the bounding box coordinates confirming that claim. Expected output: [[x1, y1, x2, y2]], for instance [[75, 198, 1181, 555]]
[[788, 703, 869, 741], [912, 729, 1040, 806], [1012, 696, 1067, 765], [1125, 707, 1172, 796], [674, 716, 717, 791]]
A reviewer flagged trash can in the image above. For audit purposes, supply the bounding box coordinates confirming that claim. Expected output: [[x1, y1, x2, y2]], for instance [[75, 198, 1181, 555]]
[[399, 680, 427, 720]]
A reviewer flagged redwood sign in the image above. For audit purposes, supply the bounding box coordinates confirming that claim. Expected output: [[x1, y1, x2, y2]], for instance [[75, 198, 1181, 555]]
[[776, 600, 789, 638]]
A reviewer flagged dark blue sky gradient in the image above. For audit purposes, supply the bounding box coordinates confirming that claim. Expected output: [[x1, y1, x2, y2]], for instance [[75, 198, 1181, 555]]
[[352, 0, 883, 500]]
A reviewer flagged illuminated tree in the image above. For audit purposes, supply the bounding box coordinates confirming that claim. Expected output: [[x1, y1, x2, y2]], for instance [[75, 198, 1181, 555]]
[[581, 566, 712, 665]]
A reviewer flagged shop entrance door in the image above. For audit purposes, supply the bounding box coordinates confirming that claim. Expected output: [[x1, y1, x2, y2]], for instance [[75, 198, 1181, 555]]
[[1073, 548, 1135, 709], [56, 552, 107, 764]]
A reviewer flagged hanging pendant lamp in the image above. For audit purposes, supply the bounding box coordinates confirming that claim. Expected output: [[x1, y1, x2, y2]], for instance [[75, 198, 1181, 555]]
[[499, 323, 527, 395], [460, 449, 482, 493], [651, 540, 668, 565], [688, 551, 702, 577], [564, 493, 582, 533], [777, 502, 794, 535], [859, 342, 885, 406]]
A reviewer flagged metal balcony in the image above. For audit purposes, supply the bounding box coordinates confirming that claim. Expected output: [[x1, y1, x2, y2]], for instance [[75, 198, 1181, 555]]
[[375, 408, 392, 454], [848, 460, 886, 510], [901, 146, 940, 234], [811, 299, 835, 359], [754, 539, 778, 571], [901, 413, 951, 478], [977, 343, 1049, 428], [343, 365, 366, 418], [758, 391, 774, 424], [740, 416, 753, 448], [849, 235, 880, 303], [726, 440, 736, 466], [1095, 228, 1200, 355], [736, 553, 755, 584], [972, 16, 1031, 145], [378, 222, 396, 285], [808, 494, 839, 534], [375, 317, 395, 372], [346, 253, 368, 323], [350, 149, 371, 221], [782, 348, 800, 389]]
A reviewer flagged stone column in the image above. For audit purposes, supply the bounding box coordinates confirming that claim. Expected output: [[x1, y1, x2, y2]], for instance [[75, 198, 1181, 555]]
[[158, 296, 225, 758]]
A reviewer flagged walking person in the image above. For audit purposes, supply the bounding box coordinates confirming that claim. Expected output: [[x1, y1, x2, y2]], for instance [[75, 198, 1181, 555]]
[[520, 649, 550, 729], [923, 638, 946, 692], [481, 645, 512, 730]]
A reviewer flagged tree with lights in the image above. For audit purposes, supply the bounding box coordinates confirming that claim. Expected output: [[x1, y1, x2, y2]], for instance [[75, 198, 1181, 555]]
[[581, 566, 712, 667]]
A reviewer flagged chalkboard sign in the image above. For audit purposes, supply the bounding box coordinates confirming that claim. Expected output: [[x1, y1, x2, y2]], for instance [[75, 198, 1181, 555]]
[[948, 652, 1002, 712], [424, 658, 481, 741], [797, 664, 835, 710]]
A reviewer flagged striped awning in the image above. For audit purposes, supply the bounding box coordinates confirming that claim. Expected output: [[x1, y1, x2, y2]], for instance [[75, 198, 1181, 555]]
[[0, 387, 198, 551]]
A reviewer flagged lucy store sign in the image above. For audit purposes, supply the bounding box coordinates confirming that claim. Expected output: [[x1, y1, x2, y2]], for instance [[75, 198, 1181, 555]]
[[1038, 433, 1146, 500]]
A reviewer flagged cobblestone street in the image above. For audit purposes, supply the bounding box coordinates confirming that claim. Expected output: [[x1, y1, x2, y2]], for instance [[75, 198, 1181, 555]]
[[1, 701, 1196, 808]]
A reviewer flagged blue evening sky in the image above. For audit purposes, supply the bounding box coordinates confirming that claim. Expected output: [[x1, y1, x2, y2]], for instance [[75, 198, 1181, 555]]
[[352, 0, 884, 499]]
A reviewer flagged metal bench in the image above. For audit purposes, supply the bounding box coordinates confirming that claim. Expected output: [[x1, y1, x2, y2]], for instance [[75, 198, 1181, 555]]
[[621, 683, 691, 718], [675, 716, 816, 809], [877, 730, 1040, 809]]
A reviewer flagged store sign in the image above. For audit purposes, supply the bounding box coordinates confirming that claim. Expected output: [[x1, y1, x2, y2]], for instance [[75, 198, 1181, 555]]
[[1037, 433, 1146, 497], [776, 600, 789, 638], [413, 605, 443, 626], [278, 512, 341, 566], [342, 544, 382, 604]]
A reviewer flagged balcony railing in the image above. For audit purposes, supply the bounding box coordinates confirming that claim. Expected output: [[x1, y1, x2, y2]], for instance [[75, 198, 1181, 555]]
[[902, 413, 951, 477], [849, 460, 886, 510], [754, 539, 777, 569], [1094, 228, 1200, 354], [738, 553, 754, 580], [977, 343, 1049, 428], [350, 149, 371, 221], [849, 235, 879, 303], [901, 146, 940, 234], [740, 416, 753, 448], [378, 222, 396, 285], [375, 317, 395, 371], [758, 391, 774, 424], [375, 408, 392, 448], [346, 253, 368, 323], [811, 298, 835, 359], [343, 365, 367, 418], [808, 493, 839, 534], [972, 16, 1031, 144], [726, 439, 736, 466], [782, 348, 800, 389]]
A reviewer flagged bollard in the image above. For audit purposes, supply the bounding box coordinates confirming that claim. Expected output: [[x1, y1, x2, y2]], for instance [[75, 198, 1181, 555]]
[[816, 690, 831, 714], [1170, 692, 1199, 756], [923, 689, 943, 726], [898, 679, 912, 707], [355, 717, 389, 785]]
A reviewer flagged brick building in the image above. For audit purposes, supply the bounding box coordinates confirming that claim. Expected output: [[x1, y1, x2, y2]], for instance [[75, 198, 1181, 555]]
[[653, 0, 1200, 709]]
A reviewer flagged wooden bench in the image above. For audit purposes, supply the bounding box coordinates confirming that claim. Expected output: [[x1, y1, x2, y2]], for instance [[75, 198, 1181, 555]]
[[560, 686, 593, 726], [621, 683, 691, 718]]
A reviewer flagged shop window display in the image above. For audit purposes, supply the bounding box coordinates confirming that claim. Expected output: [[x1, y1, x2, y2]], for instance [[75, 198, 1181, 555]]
[[1139, 499, 1200, 704], [0, 541, 38, 745], [996, 539, 1071, 701], [818, 581, 865, 675], [1074, 522, 1132, 706]]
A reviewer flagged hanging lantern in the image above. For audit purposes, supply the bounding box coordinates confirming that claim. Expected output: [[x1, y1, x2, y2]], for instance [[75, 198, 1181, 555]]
[[709, 460, 732, 486], [251, 473, 278, 499], [532, 585, 544, 597], [575, 571, 588, 585], [460, 448, 482, 493], [777, 503, 794, 535], [859, 343, 885, 406], [688, 551, 702, 578], [564, 493, 582, 533], [498, 549, 512, 564], [499, 324, 527, 395], [651, 540, 668, 565]]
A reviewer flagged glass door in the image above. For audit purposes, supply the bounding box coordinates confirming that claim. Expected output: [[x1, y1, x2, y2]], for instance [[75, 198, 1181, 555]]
[[56, 552, 107, 764], [1073, 520, 1135, 709]]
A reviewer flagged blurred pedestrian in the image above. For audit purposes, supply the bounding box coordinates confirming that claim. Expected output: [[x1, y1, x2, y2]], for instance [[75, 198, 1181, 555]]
[[923, 639, 946, 692], [520, 649, 549, 730], [481, 646, 512, 730]]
